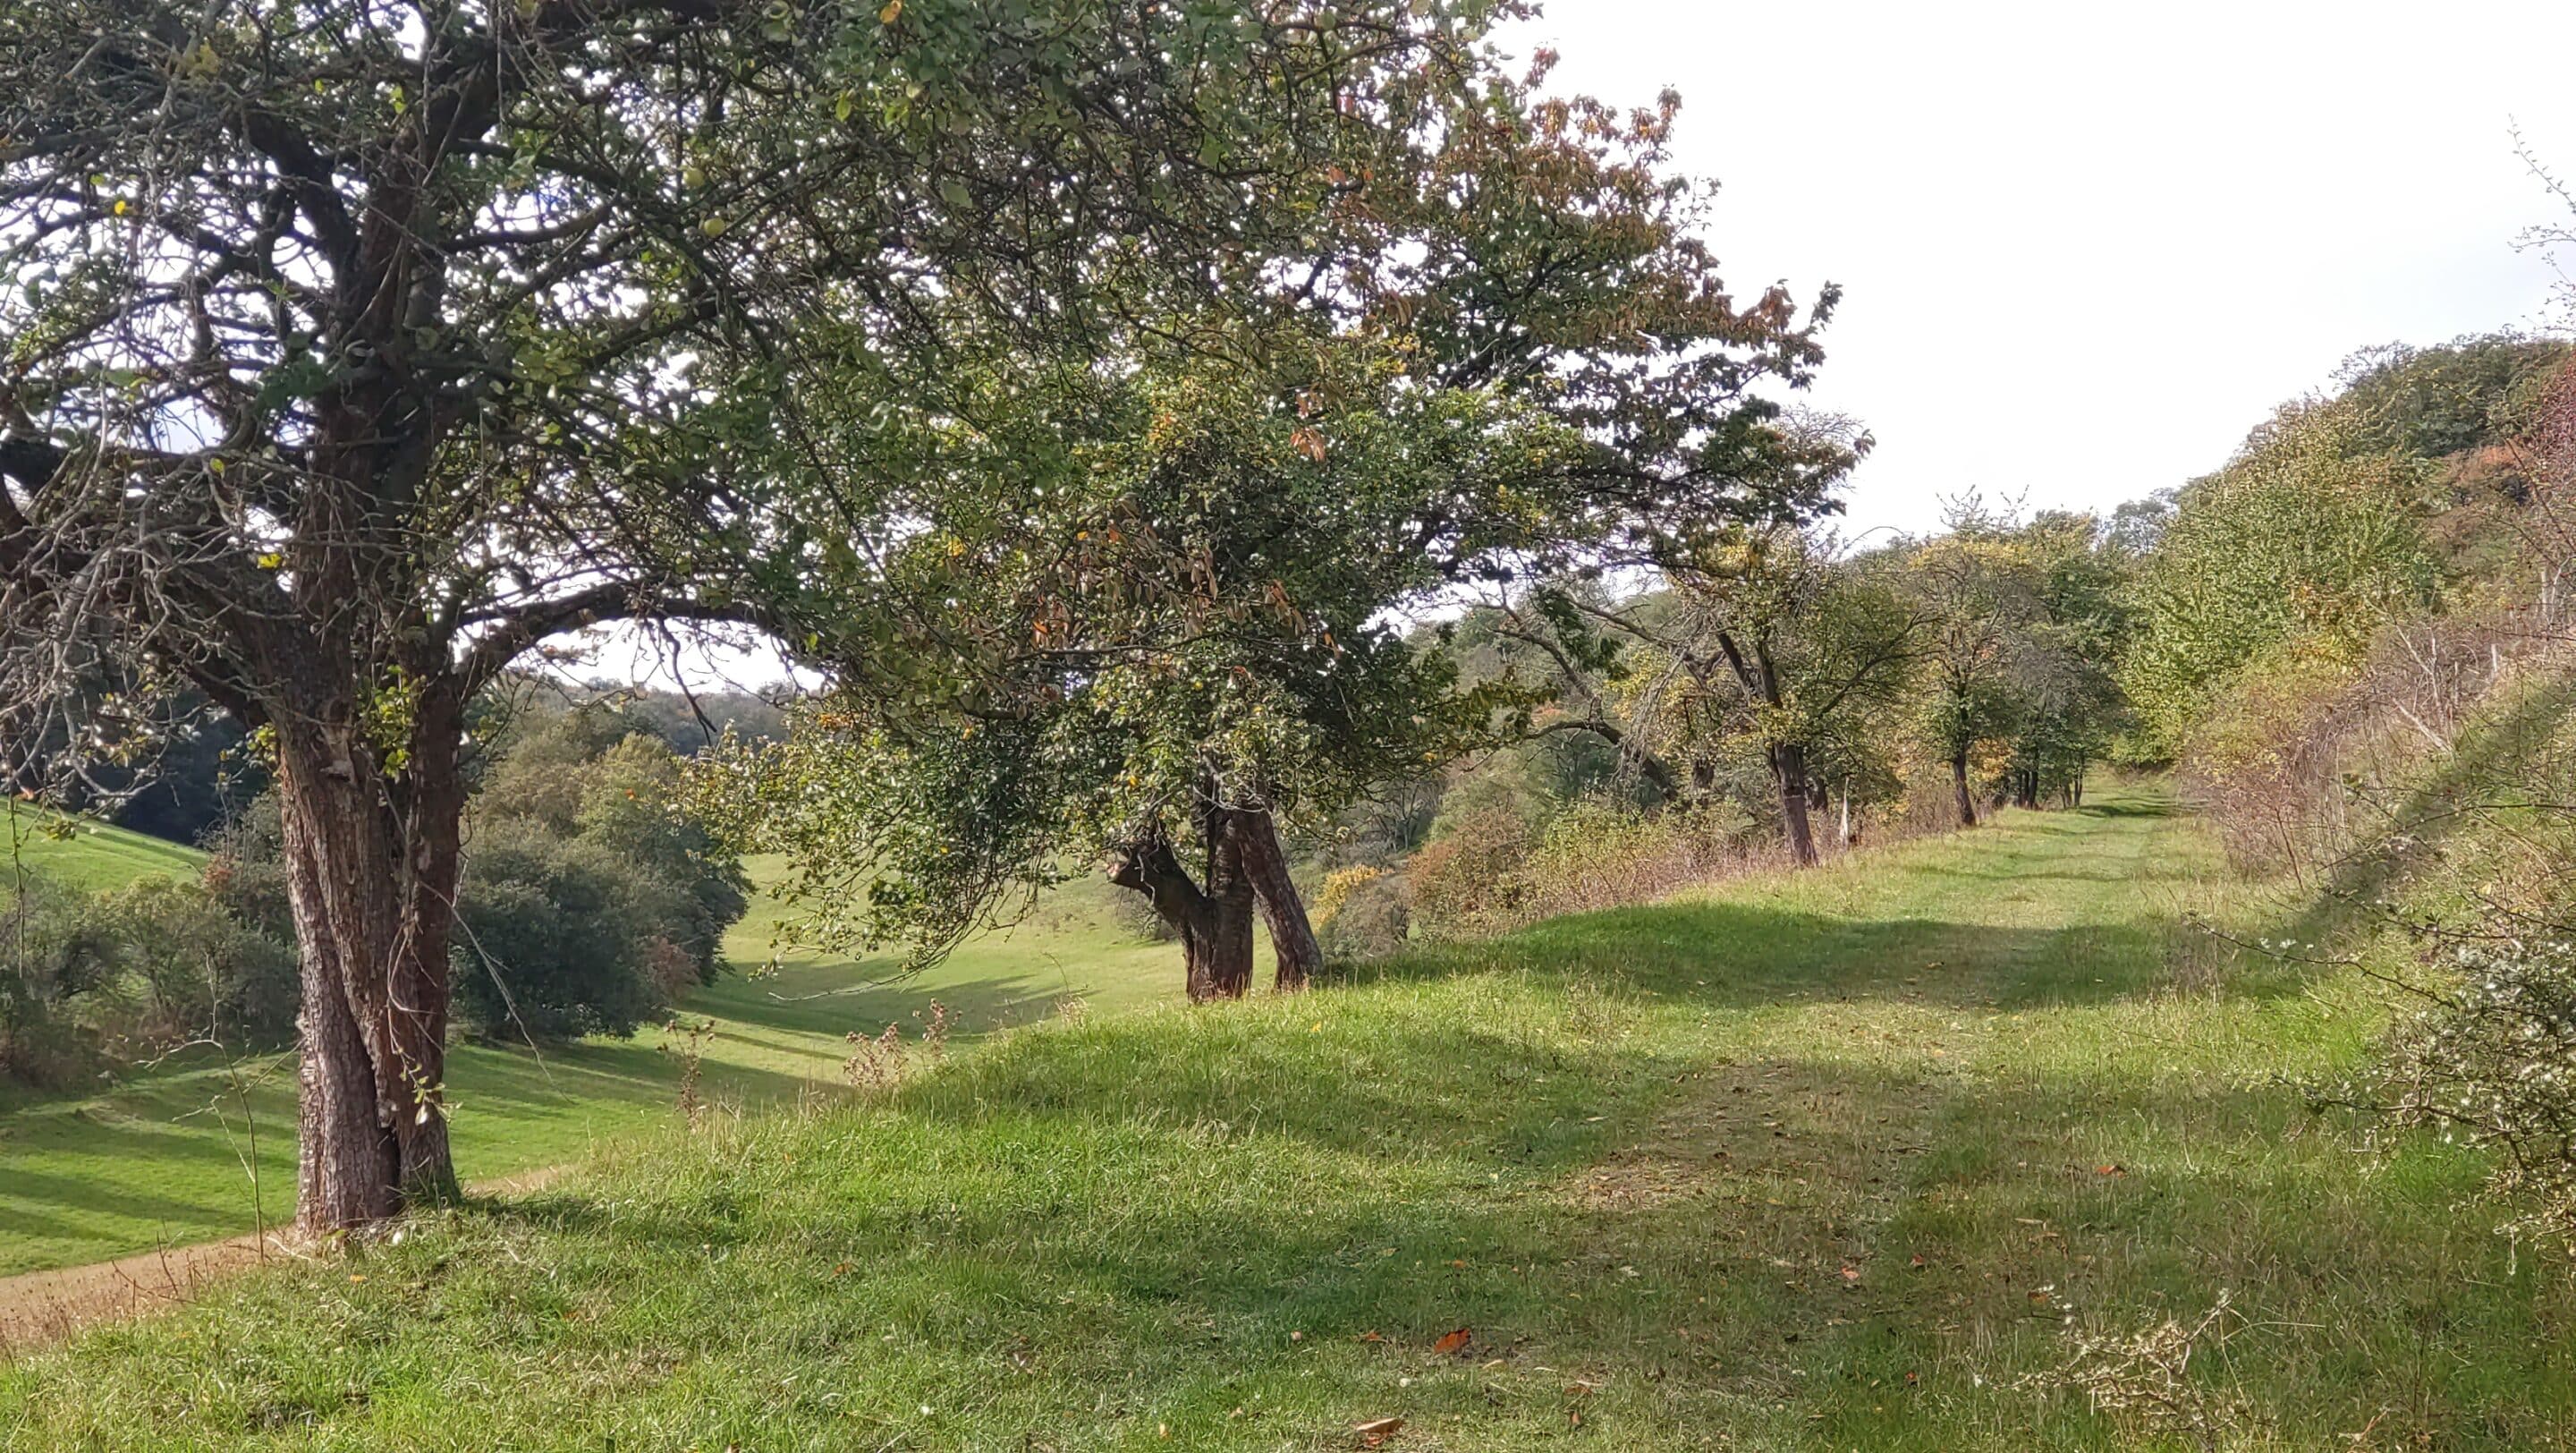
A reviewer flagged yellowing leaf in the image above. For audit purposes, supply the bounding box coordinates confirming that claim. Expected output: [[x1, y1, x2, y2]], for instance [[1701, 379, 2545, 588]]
[[879, 0, 902, 21]]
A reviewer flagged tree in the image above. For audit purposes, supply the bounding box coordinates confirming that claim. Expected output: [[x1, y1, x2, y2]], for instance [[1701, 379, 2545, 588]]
[[2123, 404, 2437, 756], [707, 68, 1852, 994], [1902, 502, 2037, 828], [1, 0, 1480, 1229], [1496, 516, 1921, 868], [1995, 511, 2131, 809]]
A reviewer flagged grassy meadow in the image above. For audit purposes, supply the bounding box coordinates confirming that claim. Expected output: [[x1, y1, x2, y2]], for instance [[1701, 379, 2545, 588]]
[[5, 782, 2566, 1449], [0, 847, 1226, 1279], [1, 806, 205, 895]]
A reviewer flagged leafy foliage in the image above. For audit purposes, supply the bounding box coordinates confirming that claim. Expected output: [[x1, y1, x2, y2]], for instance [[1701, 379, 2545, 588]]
[[2123, 404, 2438, 757], [1, 873, 296, 1086]]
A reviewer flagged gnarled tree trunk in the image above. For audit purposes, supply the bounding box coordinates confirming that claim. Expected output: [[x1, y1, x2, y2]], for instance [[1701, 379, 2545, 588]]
[[1950, 752, 1978, 828], [1239, 809, 1320, 990], [1110, 811, 1258, 1001], [273, 701, 465, 1234]]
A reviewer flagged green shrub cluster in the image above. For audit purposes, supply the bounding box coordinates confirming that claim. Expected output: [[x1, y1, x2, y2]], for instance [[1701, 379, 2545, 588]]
[[0, 874, 295, 1086], [451, 714, 750, 1042]]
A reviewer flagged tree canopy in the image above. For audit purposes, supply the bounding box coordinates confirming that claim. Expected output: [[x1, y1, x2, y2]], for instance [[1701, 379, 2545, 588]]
[[0, 0, 1514, 1229]]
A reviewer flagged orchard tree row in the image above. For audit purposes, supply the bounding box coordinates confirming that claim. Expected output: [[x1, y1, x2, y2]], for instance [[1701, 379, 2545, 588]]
[[1, 1, 1843, 1236]]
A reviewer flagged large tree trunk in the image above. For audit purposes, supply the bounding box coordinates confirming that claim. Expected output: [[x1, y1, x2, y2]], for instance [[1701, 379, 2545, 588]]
[[1239, 809, 1320, 990], [1950, 752, 1978, 828], [1195, 803, 1258, 999], [1111, 814, 1257, 1002], [1773, 740, 1819, 869], [274, 711, 463, 1235]]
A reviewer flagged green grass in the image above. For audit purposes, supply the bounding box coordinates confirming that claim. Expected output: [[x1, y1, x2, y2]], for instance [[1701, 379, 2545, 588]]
[[0, 854, 1229, 1278], [0, 804, 205, 894], [7, 782, 2568, 1449]]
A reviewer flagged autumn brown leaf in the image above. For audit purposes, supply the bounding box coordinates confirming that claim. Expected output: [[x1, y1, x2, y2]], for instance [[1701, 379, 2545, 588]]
[[1355, 1415, 1404, 1447], [1430, 1327, 1471, 1356]]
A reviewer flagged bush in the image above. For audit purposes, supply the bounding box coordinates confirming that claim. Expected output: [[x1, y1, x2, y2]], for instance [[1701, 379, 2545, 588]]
[[571, 736, 750, 983], [1514, 799, 1753, 922], [1407, 806, 1533, 941], [1312, 864, 1409, 960], [1, 874, 296, 1084], [0, 879, 111, 1085], [450, 820, 677, 1042], [82, 877, 299, 1049], [2373, 936, 2576, 1252], [197, 710, 757, 1048]]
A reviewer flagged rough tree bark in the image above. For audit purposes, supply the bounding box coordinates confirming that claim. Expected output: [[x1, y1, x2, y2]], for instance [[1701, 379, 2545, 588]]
[[1238, 810, 1321, 991], [272, 694, 469, 1230]]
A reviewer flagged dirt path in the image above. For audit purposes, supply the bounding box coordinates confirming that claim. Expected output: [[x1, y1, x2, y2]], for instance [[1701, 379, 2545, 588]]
[[0, 1164, 565, 1357]]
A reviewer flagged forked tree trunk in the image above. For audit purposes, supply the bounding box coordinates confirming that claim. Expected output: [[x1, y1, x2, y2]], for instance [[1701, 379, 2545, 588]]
[[1110, 812, 1258, 1002], [1774, 740, 1819, 869], [1239, 809, 1320, 990], [1950, 752, 1978, 828], [274, 710, 464, 1233]]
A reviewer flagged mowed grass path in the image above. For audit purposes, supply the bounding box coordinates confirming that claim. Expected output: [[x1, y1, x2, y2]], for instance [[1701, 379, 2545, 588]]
[[8, 782, 2568, 1449], [0, 857, 1220, 1278]]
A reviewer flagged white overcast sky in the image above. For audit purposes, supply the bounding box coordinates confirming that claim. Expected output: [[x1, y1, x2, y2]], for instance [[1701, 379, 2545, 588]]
[[1503, 0, 2576, 535]]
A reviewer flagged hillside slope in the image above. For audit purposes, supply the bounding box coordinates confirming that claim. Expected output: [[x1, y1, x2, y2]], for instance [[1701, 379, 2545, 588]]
[[5, 785, 2570, 1449], [0, 806, 203, 893], [0, 862, 1210, 1279]]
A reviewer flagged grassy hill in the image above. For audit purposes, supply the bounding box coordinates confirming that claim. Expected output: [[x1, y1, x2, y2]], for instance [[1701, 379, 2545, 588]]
[[0, 806, 205, 894], [0, 858, 1230, 1278], [6, 783, 2567, 1448]]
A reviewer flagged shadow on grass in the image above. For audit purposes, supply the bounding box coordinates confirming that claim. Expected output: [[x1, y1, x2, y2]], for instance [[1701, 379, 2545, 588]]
[[696, 965, 1097, 1041], [2284, 667, 2576, 947], [1326, 902, 2241, 1013], [451, 1028, 2570, 1450]]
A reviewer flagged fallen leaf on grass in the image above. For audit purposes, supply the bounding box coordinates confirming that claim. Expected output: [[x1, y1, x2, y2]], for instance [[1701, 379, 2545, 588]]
[[2096, 1163, 2128, 1177], [1355, 1415, 1404, 1447], [1431, 1327, 1472, 1356], [1839, 1265, 1860, 1283], [1356, 1330, 1385, 1343]]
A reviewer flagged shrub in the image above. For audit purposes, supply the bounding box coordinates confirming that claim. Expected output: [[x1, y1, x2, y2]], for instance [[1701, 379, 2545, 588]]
[[0, 879, 112, 1085], [1407, 806, 1533, 940], [80, 877, 299, 1049], [1515, 799, 1752, 922], [0, 874, 295, 1084], [572, 736, 750, 983], [2373, 937, 2576, 1252], [450, 821, 680, 1042], [1312, 864, 1410, 961]]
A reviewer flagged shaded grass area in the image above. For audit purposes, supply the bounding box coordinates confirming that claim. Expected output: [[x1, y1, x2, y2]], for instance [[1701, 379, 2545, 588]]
[[0, 862, 1210, 1278], [8, 784, 2567, 1449]]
